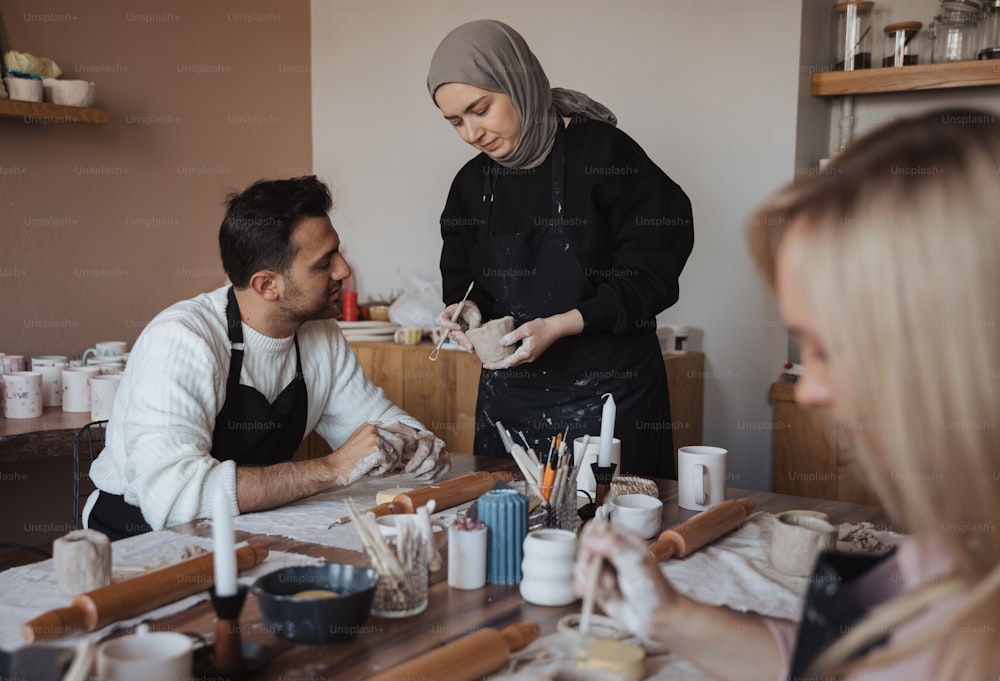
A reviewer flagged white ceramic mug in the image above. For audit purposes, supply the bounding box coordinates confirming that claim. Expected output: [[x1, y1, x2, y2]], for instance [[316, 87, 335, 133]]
[[572, 436, 621, 499], [90, 374, 122, 420], [520, 529, 578, 606], [97, 624, 193, 681], [2, 371, 43, 418], [596, 493, 663, 539], [678, 446, 728, 511], [31, 357, 69, 407], [393, 326, 423, 345], [62, 366, 100, 413], [0, 354, 26, 374], [82, 341, 128, 364]]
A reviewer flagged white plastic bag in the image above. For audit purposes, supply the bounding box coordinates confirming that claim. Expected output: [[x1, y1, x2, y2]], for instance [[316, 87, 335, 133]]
[[388, 273, 444, 332]]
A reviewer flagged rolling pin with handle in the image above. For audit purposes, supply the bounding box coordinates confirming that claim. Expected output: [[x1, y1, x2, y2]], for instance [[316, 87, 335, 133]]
[[23, 543, 269, 643], [365, 622, 538, 681], [330, 470, 513, 526], [649, 498, 756, 561]]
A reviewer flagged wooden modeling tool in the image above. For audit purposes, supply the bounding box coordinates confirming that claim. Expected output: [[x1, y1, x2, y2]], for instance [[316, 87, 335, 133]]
[[23, 544, 269, 642], [649, 498, 756, 561], [328, 471, 513, 527], [429, 281, 475, 361], [365, 622, 539, 681]]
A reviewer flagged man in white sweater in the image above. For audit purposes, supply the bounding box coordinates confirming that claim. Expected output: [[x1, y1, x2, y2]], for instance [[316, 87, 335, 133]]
[[85, 176, 449, 539]]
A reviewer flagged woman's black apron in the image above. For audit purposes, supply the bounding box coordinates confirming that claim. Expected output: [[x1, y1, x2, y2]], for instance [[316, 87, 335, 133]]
[[471, 124, 674, 478], [88, 287, 308, 540]]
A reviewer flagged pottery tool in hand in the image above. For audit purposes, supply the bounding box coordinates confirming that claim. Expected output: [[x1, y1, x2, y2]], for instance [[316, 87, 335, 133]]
[[429, 280, 474, 361], [366, 622, 539, 681], [649, 497, 756, 561], [22, 544, 269, 642], [328, 470, 512, 527]]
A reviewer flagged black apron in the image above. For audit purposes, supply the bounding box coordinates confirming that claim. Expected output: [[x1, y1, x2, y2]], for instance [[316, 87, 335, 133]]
[[788, 549, 896, 679], [88, 287, 308, 540], [472, 124, 674, 478]]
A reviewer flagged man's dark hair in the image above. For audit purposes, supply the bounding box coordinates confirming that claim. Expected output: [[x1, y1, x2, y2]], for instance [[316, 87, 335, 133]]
[[219, 176, 333, 288]]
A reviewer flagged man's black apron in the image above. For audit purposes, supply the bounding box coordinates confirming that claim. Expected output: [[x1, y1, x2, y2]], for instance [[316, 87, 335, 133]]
[[88, 287, 308, 540], [471, 123, 674, 478]]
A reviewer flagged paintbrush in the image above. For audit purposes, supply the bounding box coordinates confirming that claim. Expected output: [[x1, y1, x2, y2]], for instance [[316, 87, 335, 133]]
[[429, 280, 475, 361]]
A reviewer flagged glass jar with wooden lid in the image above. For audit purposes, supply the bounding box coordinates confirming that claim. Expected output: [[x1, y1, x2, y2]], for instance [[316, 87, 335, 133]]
[[834, 1, 877, 70], [883, 21, 923, 66]]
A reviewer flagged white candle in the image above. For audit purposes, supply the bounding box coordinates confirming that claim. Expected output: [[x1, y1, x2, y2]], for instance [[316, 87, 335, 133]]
[[212, 486, 238, 597], [598, 392, 616, 467]]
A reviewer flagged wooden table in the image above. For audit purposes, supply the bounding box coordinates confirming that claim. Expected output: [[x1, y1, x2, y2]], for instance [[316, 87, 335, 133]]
[[147, 454, 890, 680]]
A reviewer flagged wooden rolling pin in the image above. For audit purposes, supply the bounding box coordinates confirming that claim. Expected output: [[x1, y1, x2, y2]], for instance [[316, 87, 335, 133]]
[[365, 622, 539, 681], [649, 498, 756, 561], [23, 543, 269, 643], [331, 470, 514, 525]]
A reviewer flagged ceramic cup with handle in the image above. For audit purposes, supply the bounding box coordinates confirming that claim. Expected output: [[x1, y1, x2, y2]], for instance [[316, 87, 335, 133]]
[[678, 446, 728, 511], [90, 374, 122, 420], [82, 341, 128, 364], [393, 326, 423, 345], [97, 623, 193, 681], [595, 493, 663, 539], [2, 371, 43, 419], [31, 356, 69, 407], [62, 366, 101, 413]]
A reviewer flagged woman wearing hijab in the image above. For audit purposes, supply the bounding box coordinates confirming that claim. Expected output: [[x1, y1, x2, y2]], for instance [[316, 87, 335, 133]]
[[427, 20, 694, 478]]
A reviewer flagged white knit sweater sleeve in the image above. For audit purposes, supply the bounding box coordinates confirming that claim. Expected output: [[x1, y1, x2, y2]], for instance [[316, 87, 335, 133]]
[[89, 295, 236, 530]]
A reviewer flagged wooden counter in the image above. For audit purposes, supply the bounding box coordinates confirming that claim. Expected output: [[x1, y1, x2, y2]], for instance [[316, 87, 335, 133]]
[[770, 378, 879, 506]]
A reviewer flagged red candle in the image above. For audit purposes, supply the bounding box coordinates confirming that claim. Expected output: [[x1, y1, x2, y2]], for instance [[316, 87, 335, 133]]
[[342, 290, 358, 322]]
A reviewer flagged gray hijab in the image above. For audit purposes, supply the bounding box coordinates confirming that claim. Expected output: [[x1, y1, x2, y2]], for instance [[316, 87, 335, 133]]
[[427, 19, 617, 170]]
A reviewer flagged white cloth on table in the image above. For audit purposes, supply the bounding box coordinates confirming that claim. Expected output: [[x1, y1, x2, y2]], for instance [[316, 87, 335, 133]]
[[87, 285, 423, 530], [0, 529, 322, 651]]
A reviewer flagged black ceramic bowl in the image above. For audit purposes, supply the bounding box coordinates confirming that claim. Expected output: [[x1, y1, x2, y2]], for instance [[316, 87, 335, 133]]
[[253, 563, 379, 644]]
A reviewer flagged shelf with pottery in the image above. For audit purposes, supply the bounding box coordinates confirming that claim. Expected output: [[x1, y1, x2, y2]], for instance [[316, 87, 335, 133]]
[[0, 98, 109, 124], [812, 59, 1000, 96]]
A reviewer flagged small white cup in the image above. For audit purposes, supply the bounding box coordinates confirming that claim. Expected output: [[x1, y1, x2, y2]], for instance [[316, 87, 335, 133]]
[[393, 326, 423, 345], [97, 624, 193, 681], [90, 374, 122, 420], [678, 446, 728, 511], [596, 493, 663, 539], [448, 524, 487, 590], [572, 436, 621, 499], [82, 341, 128, 364], [2, 371, 43, 418], [31, 357, 68, 407], [62, 366, 101, 413]]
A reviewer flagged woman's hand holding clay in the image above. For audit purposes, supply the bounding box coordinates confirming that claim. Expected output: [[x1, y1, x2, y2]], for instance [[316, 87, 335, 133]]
[[375, 421, 451, 481], [435, 300, 482, 352], [574, 520, 680, 646], [483, 310, 584, 370]]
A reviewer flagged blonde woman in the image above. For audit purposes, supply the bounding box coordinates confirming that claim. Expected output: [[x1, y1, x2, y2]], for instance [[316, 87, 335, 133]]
[[575, 108, 1000, 680]]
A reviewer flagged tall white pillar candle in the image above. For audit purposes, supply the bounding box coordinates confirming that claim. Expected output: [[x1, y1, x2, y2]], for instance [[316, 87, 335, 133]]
[[212, 486, 238, 597], [598, 393, 616, 467]]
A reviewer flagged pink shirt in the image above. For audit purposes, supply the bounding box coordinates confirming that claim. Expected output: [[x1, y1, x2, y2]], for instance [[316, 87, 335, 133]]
[[764, 537, 965, 681]]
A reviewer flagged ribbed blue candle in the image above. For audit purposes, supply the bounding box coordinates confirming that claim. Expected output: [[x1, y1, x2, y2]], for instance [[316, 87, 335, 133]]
[[479, 489, 528, 584]]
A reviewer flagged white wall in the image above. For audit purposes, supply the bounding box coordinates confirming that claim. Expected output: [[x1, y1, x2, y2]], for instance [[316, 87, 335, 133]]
[[311, 0, 807, 490]]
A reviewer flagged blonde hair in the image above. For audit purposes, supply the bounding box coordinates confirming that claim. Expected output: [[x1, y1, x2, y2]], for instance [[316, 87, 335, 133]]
[[748, 109, 1000, 680]]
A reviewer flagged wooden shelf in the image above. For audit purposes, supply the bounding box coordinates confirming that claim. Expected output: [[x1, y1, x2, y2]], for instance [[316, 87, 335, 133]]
[[0, 98, 108, 124], [813, 59, 1000, 96]]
